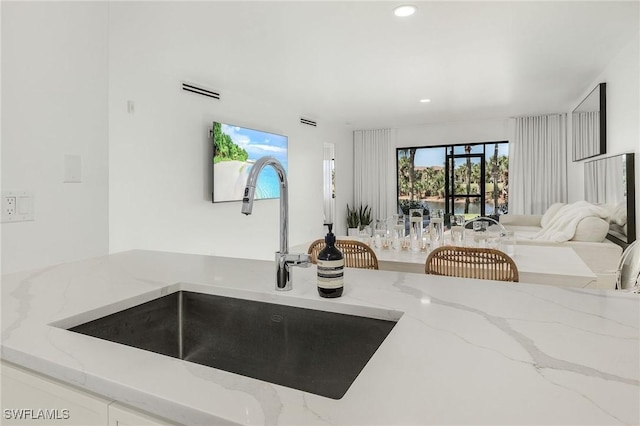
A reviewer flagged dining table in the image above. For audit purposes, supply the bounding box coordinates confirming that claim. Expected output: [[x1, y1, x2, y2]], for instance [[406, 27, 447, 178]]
[[291, 234, 598, 288]]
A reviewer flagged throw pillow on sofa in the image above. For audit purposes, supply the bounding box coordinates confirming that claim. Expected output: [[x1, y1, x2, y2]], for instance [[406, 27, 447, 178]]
[[573, 216, 610, 242]]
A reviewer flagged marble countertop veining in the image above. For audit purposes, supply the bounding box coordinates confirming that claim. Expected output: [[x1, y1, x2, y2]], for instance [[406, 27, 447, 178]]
[[1, 250, 639, 425]]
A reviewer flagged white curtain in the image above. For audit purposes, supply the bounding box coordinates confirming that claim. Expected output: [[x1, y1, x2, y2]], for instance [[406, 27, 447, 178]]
[[572, 111, 600, 160], [584, 159, 606, 204], [353, 129, 396, 222], [322, 143, 335, 224], [605, 155, 625, 203], [510, 114, 568, 214]]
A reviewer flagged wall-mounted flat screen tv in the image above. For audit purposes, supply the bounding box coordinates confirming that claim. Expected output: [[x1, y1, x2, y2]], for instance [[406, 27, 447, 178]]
[[212, 121, 288, 203]]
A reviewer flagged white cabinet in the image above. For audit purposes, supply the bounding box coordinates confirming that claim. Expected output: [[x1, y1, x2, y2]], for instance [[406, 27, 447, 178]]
[[1, 361, 109, 425], [1, 362, 177, 426], [108, 402, 176, 426]]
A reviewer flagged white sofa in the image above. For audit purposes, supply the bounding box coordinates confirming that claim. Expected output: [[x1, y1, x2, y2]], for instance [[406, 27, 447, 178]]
[[499, 202, 623, 289]]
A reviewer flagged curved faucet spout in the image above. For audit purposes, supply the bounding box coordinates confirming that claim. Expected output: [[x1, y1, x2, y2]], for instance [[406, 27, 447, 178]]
[[241, 156, 288, 255], [241, 156, 308, 291]]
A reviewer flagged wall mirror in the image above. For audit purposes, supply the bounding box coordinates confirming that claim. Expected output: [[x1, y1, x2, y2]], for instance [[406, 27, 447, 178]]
[[572, 83, 606, 161], [584, 153, 635, 246]]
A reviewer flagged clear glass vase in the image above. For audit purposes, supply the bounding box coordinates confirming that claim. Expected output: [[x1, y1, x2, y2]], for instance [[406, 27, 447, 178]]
[[409, 209, 423, 252]]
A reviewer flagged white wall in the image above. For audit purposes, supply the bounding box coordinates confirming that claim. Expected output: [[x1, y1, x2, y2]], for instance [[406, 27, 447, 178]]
[[567, 31, 640, 240], [1, 2, 109, 274], [108, 3, 351, 260], [395, 118, 510, 148]]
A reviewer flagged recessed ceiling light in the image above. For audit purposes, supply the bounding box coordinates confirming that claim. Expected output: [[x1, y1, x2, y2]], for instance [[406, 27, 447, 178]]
[[393, 5, 417, 17], [419, 99, 431, 103]]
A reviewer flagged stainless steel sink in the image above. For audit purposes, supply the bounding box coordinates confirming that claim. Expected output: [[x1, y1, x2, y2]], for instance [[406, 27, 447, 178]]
[[67, 291, 399, 399]]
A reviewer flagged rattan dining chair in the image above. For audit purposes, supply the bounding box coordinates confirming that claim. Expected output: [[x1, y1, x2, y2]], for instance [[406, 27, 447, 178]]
[[308, 239, 379, 270], [425, 245, 519, 282]]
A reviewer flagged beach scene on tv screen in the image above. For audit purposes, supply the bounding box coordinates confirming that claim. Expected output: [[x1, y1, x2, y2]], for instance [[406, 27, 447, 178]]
[[213, 122, 288, 202]]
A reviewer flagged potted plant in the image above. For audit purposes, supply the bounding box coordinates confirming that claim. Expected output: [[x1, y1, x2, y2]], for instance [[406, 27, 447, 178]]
[[358, 204, 372, 232], [346, 204, 360, 236]]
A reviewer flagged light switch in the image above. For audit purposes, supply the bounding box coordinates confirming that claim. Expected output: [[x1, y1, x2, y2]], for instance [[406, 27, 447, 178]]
[[64, 155, 82, 183], [18, 196, 31, 215]]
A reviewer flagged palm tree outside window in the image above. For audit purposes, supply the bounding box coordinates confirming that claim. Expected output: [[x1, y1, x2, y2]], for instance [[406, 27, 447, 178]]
[[396, 142, 509, 219]]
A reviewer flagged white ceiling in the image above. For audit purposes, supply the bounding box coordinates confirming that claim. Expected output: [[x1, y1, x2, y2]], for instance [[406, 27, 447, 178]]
[[155, 1, 640, 129]]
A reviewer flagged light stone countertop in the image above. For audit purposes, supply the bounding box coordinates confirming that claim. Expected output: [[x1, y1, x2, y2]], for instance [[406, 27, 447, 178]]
[[1, 250, 639, 425]]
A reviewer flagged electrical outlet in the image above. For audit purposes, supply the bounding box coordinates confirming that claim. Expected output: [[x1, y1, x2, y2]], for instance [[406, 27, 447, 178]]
[[2, 190, 34, 223], [3, 196, 16, 219]]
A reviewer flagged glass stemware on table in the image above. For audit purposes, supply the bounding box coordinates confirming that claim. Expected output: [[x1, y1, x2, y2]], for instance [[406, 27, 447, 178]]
[[500, 230, 516, 256], [373, 219, 387, 249], [358, 224, 373, 246], [365, 212, 513, 254], [450, 214, 465, 245], [409, 209, 423, 252], [392, 214, 405, 251], [429, 209, 444, 248]]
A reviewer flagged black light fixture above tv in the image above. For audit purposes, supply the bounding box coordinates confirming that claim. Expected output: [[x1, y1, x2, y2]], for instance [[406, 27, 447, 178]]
[[572, 82, 606, 161]]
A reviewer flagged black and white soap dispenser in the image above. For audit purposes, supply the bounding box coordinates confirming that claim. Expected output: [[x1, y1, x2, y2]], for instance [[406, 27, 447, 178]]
[[317, 223, 344, 298]]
